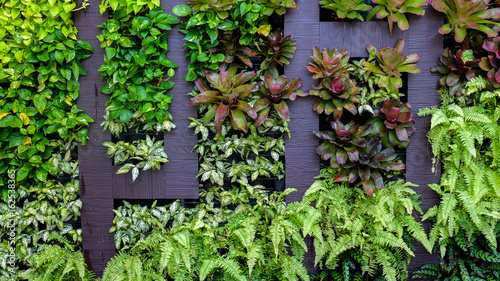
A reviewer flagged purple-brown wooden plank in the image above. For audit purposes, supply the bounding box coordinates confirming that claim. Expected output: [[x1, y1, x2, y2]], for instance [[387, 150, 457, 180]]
[[319, 21, 408, 57], [75, 0, 115, 276], [160, 0, 199, 199], [407, 7, 443, 275], [284, 1, 321, 204]]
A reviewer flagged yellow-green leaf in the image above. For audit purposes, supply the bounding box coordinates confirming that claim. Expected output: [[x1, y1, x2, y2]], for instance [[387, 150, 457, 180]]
[[19, 112, 29, 125]]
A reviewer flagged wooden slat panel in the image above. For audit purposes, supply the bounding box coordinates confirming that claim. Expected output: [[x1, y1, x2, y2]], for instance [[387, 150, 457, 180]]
[[319, 21, 408, 57], [284, 0, 321, 203], [75, 0, 115, 276], [407, 6, 443, 275], [160, 0, 199, 199]]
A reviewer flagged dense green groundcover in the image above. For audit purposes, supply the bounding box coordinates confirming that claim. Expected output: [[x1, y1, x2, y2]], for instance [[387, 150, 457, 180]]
[[1, 0, 499, 280]]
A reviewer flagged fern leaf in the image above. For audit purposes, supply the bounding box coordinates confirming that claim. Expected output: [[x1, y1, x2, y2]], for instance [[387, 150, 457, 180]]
[[463, 108, 492, 123], [217, 257, 245, 281], [304, 180, 327, 197], [485, 169, 500, 198], [159, 240, 173, 272], [457, 130, 477, 158], [430, 109, 449, 128], [368, 234, 414, 256], [199, 259, 218, 281], [439, 193, 457, 225], [247, 243, 262, 276], [458, 191, 497, 247]]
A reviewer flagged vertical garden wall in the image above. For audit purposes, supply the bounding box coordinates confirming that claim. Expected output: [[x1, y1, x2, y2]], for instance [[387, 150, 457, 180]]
[[72, 0, 445, 275], [2, 0, 500, 280]]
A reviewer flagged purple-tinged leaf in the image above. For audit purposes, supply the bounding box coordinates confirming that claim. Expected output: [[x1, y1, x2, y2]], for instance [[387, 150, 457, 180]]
[[317, 142, 334, 160], [375, 148, 397, 162], [238, 100, 257, 119], [395, 38, 405, 55], [188, 91, 220, 105], [274, 100, 290, 120], [345, 146, 359, 162], [395, 124, 409, 142], [216, 103, 229, 122], [254, 107, 270, 127], [336, 149, 348, 166], [348, 169, 358, 183], [232, 70, 256, 86], [254, 98, 271, 112], [333, 170, 350, 182], [363, 180, 375, 197], [371, 171, 383, 190], [330, 157, 340, 169], [230, 108, 248, 133], [397, 112, 412, 123], [194, 77, 210, 92], [358, 166, 370, 181]]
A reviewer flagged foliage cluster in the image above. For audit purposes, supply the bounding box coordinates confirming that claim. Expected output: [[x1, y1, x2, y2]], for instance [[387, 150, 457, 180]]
[[0, 0, 92, 279], [307, 38, 417, 196], [172, 0, 298, 81], [98, 0, 179, 181], [413, 3, 500, 279], [103, 188, 315, 281]]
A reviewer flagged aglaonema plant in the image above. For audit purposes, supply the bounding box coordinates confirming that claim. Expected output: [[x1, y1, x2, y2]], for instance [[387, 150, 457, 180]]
[[188, 63, 259, 136], [103, 135, 168, 182]]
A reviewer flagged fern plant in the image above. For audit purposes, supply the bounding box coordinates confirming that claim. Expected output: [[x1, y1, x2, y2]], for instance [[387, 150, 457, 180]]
[[301, 179, 432, 281], [19, 243, 95, 281]]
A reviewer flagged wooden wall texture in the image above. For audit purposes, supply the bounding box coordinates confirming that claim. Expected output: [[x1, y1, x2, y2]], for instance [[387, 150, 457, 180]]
[[76, 0, 443, 276]]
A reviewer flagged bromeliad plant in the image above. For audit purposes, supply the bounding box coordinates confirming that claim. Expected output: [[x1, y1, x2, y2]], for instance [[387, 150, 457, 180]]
[[431, 48, 480, 104], [362, 38, 421, 96], [255, 29, 297, 70], [314, 120, 406, 196], [429, 0, 500, 43], [367, 99, 416, 148], [306, 47, 361, 119], [103, 135, 168, 182], [188, 63, 259, 136], [254, 67, 306, 126], [480, 33, 500, 88], [367, 0, 427, 35]]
